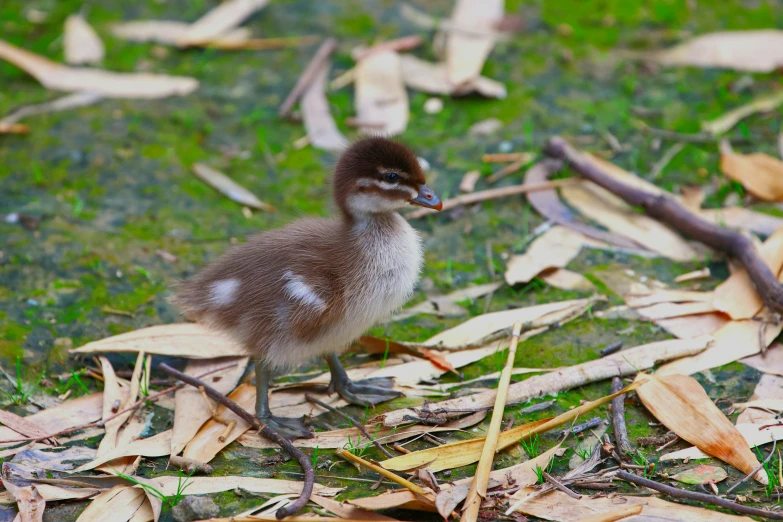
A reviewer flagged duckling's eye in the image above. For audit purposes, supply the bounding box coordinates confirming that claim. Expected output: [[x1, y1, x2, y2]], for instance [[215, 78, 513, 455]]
[[384, 172, 400, 183]]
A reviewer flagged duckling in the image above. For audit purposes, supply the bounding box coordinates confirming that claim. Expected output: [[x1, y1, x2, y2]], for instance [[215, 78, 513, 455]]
[[174, 137, 442, 439]]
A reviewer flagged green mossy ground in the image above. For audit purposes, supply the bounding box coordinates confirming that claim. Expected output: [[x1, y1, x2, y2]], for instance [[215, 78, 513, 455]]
[[2, 0, 783, 520]]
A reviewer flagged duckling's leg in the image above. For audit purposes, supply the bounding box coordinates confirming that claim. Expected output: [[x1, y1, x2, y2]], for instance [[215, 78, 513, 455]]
[[325, 353, 403, 406], [255, 360, 313, 440]]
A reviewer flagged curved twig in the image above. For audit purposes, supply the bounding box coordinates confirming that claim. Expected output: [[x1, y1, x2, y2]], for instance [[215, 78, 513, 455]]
[[304, 393, 393, 458], [615, 470, 783, 520], [159, 363, 313, 520], [545, 136, 783, 314], [0, 362, 239, 445]]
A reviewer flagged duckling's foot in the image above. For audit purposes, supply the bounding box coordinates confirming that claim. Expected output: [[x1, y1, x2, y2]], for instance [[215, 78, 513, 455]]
[[258, 414, 314, 441], [329, 376, 403, 407], [325, 353, 403, 407]]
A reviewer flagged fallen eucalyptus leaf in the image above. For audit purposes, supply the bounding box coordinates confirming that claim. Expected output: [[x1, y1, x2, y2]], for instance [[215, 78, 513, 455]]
[[636, 374, 766, 484]]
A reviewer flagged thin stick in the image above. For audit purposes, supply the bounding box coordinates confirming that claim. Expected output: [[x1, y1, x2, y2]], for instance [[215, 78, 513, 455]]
[[545, 136, 783, 314], [353, 35, 422, 60], [159, 363, 313, 520], [218, 420, 236, 443], [725, 439, 776, 494], [542, 471, 582, 499], [278, 38, 338, 118], [461, 323, 523, 522], [482, 152, 530, 163], [649, 142, 685, 179], [335, 449, 430, 498], [610, 377, 632, 460], [205, 35, 320, 51], [615, 470, 783, 520], [406, 178, 580, 220], [304, 393, 393, 458], [0, 362, 238, 445], [486, 159, 526, 184]]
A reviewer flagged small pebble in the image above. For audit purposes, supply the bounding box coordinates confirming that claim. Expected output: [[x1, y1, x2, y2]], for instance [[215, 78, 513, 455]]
[[498, 141, 513, 153], [172, 496, 219, 522], [469, 118, 503, 136], [27, 299, 39, 306], [424, 97, 444, 114]]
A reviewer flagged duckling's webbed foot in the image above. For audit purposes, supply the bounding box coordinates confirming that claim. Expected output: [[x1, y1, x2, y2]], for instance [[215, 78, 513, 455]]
[[325, 353, 403, 406], [258, 414, 313, 441], [255, 360, 313, 440]]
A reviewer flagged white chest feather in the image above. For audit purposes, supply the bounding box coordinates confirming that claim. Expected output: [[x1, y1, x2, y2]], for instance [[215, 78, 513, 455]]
[[346, 214, 423, 323]]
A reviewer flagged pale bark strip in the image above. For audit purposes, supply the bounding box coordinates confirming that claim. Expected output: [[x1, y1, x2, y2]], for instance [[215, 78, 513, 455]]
[[382, 336, 712, 427], [461, 323, 522, 522]]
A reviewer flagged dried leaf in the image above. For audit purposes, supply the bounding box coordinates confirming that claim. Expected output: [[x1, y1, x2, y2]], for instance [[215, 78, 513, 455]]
[[505, 226, 604, 285], [539, 269, 594, 291], [11, 447, 96, 472], [171, 357, 249, 456], [63, 14, 104, 65], [177, 0, 270, 46], [382, 380, 646, 472], [0, 92, 103, 126], [736, 374, 783, 424], [0, 393, 103, 452], [444, 0, 503, 85], [238, 411, 487, 450], [636, 374, 766, 484], [111, 21, 250, 45], [0, 410, 54, 442], [560, 169, 699, 261], [721, 151, 783, 201], [72, 430, 172, 472], [662, 423, 783, 463], [437, 445, 560, 518], [653, 30, 783, 73], [96, 354, 139, 457], [70, 323, 248, 358], [671, 465, 728, 485], [0, 40, 197, 98], [301, 63, 347, 152], [624, 289, 713, 308], [399, 55, 506, 98], [658, 318, 782, 376], [656, 312, 730, 340], [382, 336, 710, 429], [700, 206, 783, 236], [350, 490, 437, 512], [182, 383, 255, 463], [355, 51, 408, 135], [191, 163, 275, 211], [703, 91, 783, 135], [3, 480, 45, 522], [634, 301, 716, 320], [742, 343, 783, 377], [510, 490, 747, 522], [423, 297, 596, 349], [0, 484, 101, 504], [75, 485, 147, 522], [524, 160, 642, 251], [310, 495, 396, 521]]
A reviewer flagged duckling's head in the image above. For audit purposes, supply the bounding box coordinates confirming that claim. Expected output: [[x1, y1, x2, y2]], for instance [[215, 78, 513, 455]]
[[333, 137, 442, 219]]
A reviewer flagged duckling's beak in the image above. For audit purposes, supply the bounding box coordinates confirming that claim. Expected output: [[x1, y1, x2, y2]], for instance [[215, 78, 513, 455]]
[[410, 184, 443, 211]]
